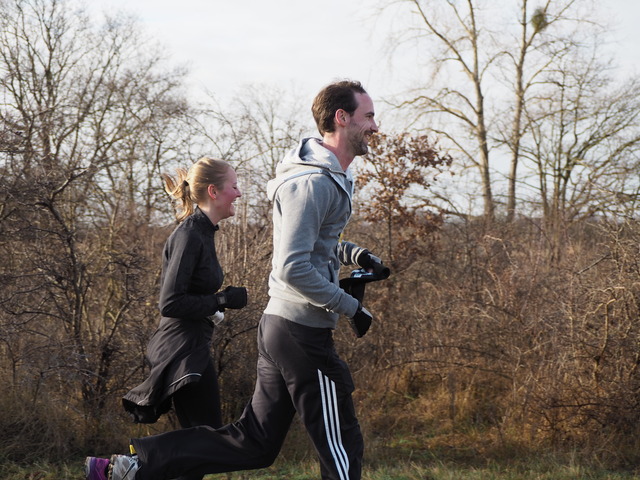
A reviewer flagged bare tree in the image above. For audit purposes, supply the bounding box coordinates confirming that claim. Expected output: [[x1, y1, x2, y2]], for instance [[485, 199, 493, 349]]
[[497, 0, 579, 221], [381, 0, 640, 227], [0, 0, 191, 449], [521, 56, 640, 259], [191, 85, 309, 222], [387, 0, 498, 219]]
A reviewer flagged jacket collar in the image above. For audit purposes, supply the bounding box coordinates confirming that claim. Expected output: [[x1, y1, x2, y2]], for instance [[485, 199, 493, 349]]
[[193, 206, 219, 233]]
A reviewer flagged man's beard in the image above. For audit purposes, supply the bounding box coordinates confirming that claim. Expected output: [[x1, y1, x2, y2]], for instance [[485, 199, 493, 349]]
[[350, 132, 369, 156]]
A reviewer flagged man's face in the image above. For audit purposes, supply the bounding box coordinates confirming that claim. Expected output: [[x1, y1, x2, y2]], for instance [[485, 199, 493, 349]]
[[345, 93, 378, 156]]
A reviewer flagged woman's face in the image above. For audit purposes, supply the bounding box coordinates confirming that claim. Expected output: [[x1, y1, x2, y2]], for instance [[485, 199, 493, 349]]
[[212, 168, 242, 220]]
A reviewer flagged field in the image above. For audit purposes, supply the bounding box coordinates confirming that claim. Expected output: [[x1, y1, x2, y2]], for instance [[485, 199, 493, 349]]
[[3, 458, 640, 480], [4, 424, 640, 480]]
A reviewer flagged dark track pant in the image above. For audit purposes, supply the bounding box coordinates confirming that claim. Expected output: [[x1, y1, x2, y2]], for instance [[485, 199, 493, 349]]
[[132, 314, 363, 480], [172, 360, 222, 480]]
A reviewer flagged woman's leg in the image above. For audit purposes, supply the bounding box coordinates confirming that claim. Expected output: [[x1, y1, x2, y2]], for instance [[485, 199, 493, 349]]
[[171, 359, 222, 480], [172, 359, 223, 429]]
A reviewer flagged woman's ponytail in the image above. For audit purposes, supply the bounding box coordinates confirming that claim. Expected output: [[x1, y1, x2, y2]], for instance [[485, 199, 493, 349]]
[[162, 168, 194, 223]]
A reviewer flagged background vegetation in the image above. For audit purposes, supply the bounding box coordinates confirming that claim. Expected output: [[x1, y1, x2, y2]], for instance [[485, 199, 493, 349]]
[[2, 0, 640, 478]]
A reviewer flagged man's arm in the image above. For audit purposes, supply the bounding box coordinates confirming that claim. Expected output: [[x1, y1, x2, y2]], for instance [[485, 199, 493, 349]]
[[338, 241, 367, 266], [274, 176, 359, 317], [340, 241, 389, 277]]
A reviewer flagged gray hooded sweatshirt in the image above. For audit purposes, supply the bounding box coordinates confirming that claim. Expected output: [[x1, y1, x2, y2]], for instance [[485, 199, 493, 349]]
[[265, 137, 366, 329]]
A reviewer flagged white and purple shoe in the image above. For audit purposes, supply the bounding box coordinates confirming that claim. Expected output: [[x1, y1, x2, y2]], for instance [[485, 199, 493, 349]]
[[85, 456, 110, 480]]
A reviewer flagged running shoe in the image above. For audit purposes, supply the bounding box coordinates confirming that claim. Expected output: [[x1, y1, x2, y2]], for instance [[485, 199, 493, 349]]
[[85, 456, 110, 480], [109, 454, 140, 480]]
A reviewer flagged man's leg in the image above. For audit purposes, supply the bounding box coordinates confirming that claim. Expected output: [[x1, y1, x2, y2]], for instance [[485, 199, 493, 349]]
[[263, 315, 364, 480], [130, 317, 295, 480], [309, 362, 363, 480]]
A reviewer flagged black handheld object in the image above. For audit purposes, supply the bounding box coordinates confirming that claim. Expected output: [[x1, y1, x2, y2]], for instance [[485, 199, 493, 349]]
[[339, 265, 390, 303], [340, 264, 390, 338]]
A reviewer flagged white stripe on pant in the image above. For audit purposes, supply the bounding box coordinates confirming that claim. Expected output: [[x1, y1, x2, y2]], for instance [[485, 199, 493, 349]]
[[318, 369, 350, 480]]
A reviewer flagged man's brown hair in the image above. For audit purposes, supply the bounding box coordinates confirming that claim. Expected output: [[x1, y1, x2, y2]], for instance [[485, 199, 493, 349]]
[[311, 80, 367, 136]]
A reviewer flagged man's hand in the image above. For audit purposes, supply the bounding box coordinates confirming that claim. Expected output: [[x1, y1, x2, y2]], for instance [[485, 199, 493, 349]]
[[357, 250, 390, 278], [216, 286, 248, 311], [350, 303, 372, 338]]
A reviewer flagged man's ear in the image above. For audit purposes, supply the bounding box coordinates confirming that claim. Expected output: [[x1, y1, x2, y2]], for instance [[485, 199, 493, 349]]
[[335, 109, 349, 128]]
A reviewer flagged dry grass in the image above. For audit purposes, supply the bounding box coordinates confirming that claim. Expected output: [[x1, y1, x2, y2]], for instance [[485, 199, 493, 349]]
[[5, 219, 640, 474]]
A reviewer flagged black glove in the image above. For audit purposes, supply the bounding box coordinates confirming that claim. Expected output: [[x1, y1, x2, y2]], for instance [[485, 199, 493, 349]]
[[350, 303, 372, 338], [215, 286, 248, 311], [356, 250, 390, 279]]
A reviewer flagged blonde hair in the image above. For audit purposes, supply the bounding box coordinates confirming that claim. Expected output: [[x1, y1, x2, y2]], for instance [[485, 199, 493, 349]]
[[162, 157, 232, 223]]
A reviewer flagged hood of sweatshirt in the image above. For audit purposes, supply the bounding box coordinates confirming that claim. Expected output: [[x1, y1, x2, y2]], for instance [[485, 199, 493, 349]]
[[266, 137, 353, 202]]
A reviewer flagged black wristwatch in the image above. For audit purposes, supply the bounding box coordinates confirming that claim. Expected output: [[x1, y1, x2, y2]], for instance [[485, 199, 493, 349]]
[[215, 292, 227, 308]]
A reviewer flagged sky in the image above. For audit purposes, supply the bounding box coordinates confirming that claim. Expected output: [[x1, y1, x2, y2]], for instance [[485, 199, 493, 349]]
[[89, 0, 640, 112], [91, 0, 394, 104], [84, 0, 640, 213]]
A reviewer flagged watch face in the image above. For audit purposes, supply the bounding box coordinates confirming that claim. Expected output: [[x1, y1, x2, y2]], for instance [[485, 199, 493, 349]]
[[351, 269, 376, 279]]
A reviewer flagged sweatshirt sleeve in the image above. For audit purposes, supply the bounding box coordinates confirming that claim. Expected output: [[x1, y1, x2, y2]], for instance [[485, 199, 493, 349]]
[[159, 228, 220, 319], [274, 176, 359, 317], [338, 241, 368, 266]]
